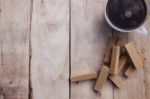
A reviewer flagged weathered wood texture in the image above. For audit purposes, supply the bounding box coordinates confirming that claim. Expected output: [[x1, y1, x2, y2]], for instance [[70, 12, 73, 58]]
[[0, 0, 30, 99], [113, 19, 150, 99], [30, 0, 69, 99], [71, 0, 113, 99], [1, 0, 150, 99], [132, 19, 150, 99]]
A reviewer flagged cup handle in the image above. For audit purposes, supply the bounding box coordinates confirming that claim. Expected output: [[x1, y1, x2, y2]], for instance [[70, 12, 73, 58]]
[[135, 26, 148, 36]]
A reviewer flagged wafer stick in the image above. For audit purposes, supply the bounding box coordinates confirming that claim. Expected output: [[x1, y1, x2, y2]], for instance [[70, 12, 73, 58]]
[[110, 46, 120, 75], [116, 37, 128, 47], [124, 52, 145, 78], [95, 66, 109, 92], [125, 42, 143, 69], [118, 54, 128, 73], [116, 37, 128, 53], [104, 37, 118, 64], [70, 72, 97, 82], [109, 75, 124, 88]]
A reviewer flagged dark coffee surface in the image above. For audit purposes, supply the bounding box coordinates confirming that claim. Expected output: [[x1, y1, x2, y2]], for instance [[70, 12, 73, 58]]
[[106, 0, 147, 30]]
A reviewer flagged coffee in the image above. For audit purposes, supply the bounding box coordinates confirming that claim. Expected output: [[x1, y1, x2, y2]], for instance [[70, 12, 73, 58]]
[[106, 0, 147, 30]]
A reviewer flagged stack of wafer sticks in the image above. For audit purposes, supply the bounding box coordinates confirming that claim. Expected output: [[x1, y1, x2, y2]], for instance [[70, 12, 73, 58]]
[[70, 37, 145, 93]]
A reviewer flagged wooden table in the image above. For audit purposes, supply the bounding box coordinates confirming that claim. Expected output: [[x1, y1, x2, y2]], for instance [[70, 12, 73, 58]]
[[0, 0, 150, 99]]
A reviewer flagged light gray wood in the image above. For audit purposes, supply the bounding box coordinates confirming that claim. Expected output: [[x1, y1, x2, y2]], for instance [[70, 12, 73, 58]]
[[114, 30, 147, 99], [71, 0, 113, 99], [30, 0, 69, 99], [0, 0, 30, 99], [131, 19, 150, 99]]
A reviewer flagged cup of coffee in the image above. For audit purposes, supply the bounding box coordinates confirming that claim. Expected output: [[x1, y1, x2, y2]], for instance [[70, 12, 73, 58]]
[[105, 0, 150, 35]]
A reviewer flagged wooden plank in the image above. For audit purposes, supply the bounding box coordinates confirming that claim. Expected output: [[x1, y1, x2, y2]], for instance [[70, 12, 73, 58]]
[[104, 37, 118, 63], [133, 19, 150, 98], [113, 32, 146, 99], [0, 0, 30, 99], [71, 0, 113, 98], [109, 75, 124, 88], [0, 95, 4, 99], [110, 46, 120, 75], [95, 66, 109, 92], [125, 42, 143, 69], [31, 0, 69, 99], [124, 52, 145, 78], [70, 71, 97, 82]]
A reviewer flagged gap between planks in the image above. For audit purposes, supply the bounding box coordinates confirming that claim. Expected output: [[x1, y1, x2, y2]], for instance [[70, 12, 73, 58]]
[[69, 0, 72, 99], [29, 0, 34, 99]]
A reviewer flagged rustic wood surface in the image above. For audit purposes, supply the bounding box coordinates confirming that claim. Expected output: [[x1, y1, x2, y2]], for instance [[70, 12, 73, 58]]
[[0, 0, 31, 99], [134, 19, 150, 99], [30, 0, 69, 99], [0, 0, 150, 99], [71, 0, 113, 99]]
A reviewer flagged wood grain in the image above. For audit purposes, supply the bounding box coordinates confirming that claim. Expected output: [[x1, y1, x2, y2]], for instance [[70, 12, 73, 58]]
[[30, 0, 69, 99], [71, 0, 113, 99], [113, 32, 146, 99], [1, 0, 149, 98], [0, 95, 3, 99], [0, 0, 30, 99], [132, 19, 150, 99]]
